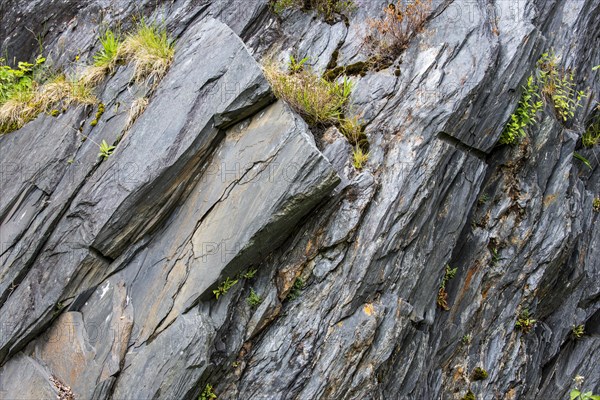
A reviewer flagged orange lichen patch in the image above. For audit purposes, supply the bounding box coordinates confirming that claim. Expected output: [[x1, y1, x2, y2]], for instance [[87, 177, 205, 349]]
[[504, 387, 517, 400], [276, 263, 304, 300], [363, 303, 375, 316], [543, 193, 557, 207], [453, 365, 465, 382], [481, 282, 492, 300], [462, 262, 478, 290]]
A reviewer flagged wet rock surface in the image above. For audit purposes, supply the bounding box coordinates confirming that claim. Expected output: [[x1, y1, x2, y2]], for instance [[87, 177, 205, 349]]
[[0, 0, 599, 399]]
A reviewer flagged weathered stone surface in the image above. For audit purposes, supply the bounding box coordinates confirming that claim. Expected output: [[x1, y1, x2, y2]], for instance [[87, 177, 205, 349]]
[[0, 0, 599, 399]]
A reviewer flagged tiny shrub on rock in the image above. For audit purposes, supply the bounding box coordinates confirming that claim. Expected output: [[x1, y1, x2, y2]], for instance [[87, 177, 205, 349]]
[[364, 0, 431, 66]]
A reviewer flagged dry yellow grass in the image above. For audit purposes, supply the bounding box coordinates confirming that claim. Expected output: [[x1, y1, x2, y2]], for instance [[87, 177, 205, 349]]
[[125, 96, 149, 130], [0, 74, 96, 133]]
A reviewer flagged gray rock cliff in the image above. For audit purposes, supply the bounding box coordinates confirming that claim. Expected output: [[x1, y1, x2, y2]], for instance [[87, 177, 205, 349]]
[[0, 0, 598, 399]]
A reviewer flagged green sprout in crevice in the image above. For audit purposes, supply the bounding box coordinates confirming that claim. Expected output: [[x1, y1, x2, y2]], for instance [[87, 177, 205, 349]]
[[437, 264, 457, 311], [213, 277, 239, 300], [287, 277, 304, 301], [98, 139, 116, 159], [515, 309, 536, 334], [499, 50, 589, 145], [199, 383, 217, 400], [247, 288, 262, 308], [572, 324, 585, 339]]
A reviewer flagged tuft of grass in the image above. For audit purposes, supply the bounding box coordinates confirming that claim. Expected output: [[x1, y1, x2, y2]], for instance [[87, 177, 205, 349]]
[[270, 0, 355, 21], [582, 113, 600, 147], [120, 20, 175, 84], [81, 29, 123, 86], [352, 146, 369, 169], [0, 72, 95, 134], [364, 0, 432, 66], [94, 29, 122, 68], [125, 96, 149, 130], [573, 152, 592, 170], [263, 60, 352, 126], [593, 198, 600, 213]]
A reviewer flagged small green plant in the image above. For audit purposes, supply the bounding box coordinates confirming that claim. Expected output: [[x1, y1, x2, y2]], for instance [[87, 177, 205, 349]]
[[593, 198, 600, 212], [490, 247, 501, 266], [247, 288, 262, 307], [213, 277, 239, 299], [462, 334, 473, 345], [537, 51, 587, 122], [471, 367, 488, 381], [199, 383, 217, 400], [478, 193, 490, 205], [515, 309, 536, 334], [582, 113, 600, 147], [270, 0, 355, 21], [352, 146, 369, 169], [120, 19, 175, 83], [241, 267, 258, 279], [437, 264, 457, 311], [98, 140, 115, 159], [573, 152, 592, 169], [0, 56, 45, 104], [287, 278, 304, 301], [572, 324, 585, 339], [499, 75, 543, 144], [288, 55, 309, 74], [461, 390, 476, 400], [570, 376, 600, 400]]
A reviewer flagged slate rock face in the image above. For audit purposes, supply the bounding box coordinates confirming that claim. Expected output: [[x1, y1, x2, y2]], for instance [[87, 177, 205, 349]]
[[0, 0, 599, 399]]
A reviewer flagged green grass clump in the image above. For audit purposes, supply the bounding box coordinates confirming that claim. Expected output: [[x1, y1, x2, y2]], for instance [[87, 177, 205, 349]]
[[263, 59, 352, 126], [0, 67, 96, 134], [120, 20, 175, 83], [94, 29, 122, 68], [270, 0, 355, 21]]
